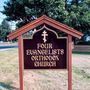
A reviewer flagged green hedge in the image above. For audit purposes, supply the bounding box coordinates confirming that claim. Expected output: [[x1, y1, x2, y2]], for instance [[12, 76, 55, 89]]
[[77, 41, 90, 45]]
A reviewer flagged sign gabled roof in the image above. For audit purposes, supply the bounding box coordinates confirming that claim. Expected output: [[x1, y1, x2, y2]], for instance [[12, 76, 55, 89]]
[[8, 15, 83, 40]]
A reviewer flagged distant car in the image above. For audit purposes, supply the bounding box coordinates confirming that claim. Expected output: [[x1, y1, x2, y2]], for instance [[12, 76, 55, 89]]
[[83, 35, 90, 42], [86, 36, 90, 42], [0, 41, 3, 43]]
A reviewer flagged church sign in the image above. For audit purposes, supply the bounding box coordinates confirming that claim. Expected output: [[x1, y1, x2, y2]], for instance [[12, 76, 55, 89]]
[[23, 29, 67, 69], [8, 15, 83, 90]]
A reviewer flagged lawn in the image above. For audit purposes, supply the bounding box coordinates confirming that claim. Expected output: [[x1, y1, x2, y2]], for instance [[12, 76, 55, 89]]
[[0, 48, 90, 90]]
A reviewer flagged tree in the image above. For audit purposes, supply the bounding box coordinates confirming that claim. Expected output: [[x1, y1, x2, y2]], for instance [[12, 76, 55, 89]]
[[0, 19, 11, 41], [2, 0, 67, 27], [64, 0, 90, 34], [1, 0, 90, 35]]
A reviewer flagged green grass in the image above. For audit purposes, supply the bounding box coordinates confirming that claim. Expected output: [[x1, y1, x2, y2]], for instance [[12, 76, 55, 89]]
[[73, 51, 90, 55], [0, 48, 90, 90], [73, 67, 90, 80], [0, 82, 14, 90], [0, 82, 19, 90], [0, 48, 19, 90]]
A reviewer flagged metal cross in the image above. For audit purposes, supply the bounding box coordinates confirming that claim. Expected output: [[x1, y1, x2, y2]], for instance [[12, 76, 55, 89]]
[[41, 30, 48, 43]]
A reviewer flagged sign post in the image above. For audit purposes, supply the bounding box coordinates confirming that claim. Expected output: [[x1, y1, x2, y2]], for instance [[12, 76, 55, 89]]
[[68, 35, 72, 90], [8, 15, 83, 90], [18, 36, 24, 90]]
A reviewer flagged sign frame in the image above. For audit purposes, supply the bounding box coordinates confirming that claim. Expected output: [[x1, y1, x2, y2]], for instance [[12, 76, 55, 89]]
[[18, 34, 72, 90], [23, 38, 68, 70], [22, 26, 68, 70], [8, 15, 83, 90]]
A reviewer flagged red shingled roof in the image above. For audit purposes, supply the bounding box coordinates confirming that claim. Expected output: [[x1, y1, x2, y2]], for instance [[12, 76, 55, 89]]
[[8, 15, 83, 40]]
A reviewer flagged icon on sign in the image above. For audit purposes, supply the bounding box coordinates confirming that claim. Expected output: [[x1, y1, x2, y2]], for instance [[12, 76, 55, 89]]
[[41, 30, 48, 43]]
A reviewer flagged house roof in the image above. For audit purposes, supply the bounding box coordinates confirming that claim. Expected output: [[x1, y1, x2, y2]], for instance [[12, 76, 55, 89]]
[[8, 15, 83, 40]]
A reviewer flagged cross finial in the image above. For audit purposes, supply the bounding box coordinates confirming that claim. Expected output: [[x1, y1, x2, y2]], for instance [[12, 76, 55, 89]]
[[41, 30, 48, 43]]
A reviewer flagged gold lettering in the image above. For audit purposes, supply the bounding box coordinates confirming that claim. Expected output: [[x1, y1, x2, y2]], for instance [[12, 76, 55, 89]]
[[60, 49, 64, 55], [37, 43, 53, 49], [31, 55, 59, 61], [34, 61, 56, 67], [26, 49, 64, 55], [26, 49, 31, 55]]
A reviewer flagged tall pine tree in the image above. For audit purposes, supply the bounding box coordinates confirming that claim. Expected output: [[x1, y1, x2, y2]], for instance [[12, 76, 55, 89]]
[[2, 0, 67, 28], [1, 0, 90, 35]]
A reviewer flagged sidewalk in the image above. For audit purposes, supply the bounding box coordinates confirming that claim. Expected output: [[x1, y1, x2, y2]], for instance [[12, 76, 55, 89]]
[[0, 42, 18, 50], [0, 42, 18, 47]]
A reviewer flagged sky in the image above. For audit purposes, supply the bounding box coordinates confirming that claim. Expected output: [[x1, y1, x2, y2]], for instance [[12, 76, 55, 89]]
[[0, 0, 16, 29], [0, 0, 8, 24]]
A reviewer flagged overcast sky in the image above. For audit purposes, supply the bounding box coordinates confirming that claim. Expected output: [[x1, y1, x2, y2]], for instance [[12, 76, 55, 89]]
[[0, 0, 8, 24], [0, 0, 16, 29]]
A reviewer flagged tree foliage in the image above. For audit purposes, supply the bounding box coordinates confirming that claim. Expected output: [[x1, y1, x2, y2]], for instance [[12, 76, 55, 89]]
[[0, 19, 11, 41], [2, 0, 90, 34], [65, 0, 90, 34]]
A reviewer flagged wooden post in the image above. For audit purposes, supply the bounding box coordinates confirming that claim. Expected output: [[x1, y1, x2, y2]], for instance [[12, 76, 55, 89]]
[[68, 35, 72, 90], [18, 36, 24, 90]]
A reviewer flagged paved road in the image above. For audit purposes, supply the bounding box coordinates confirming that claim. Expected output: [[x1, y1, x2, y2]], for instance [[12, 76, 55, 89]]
[[0, 42, 18, 49]]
